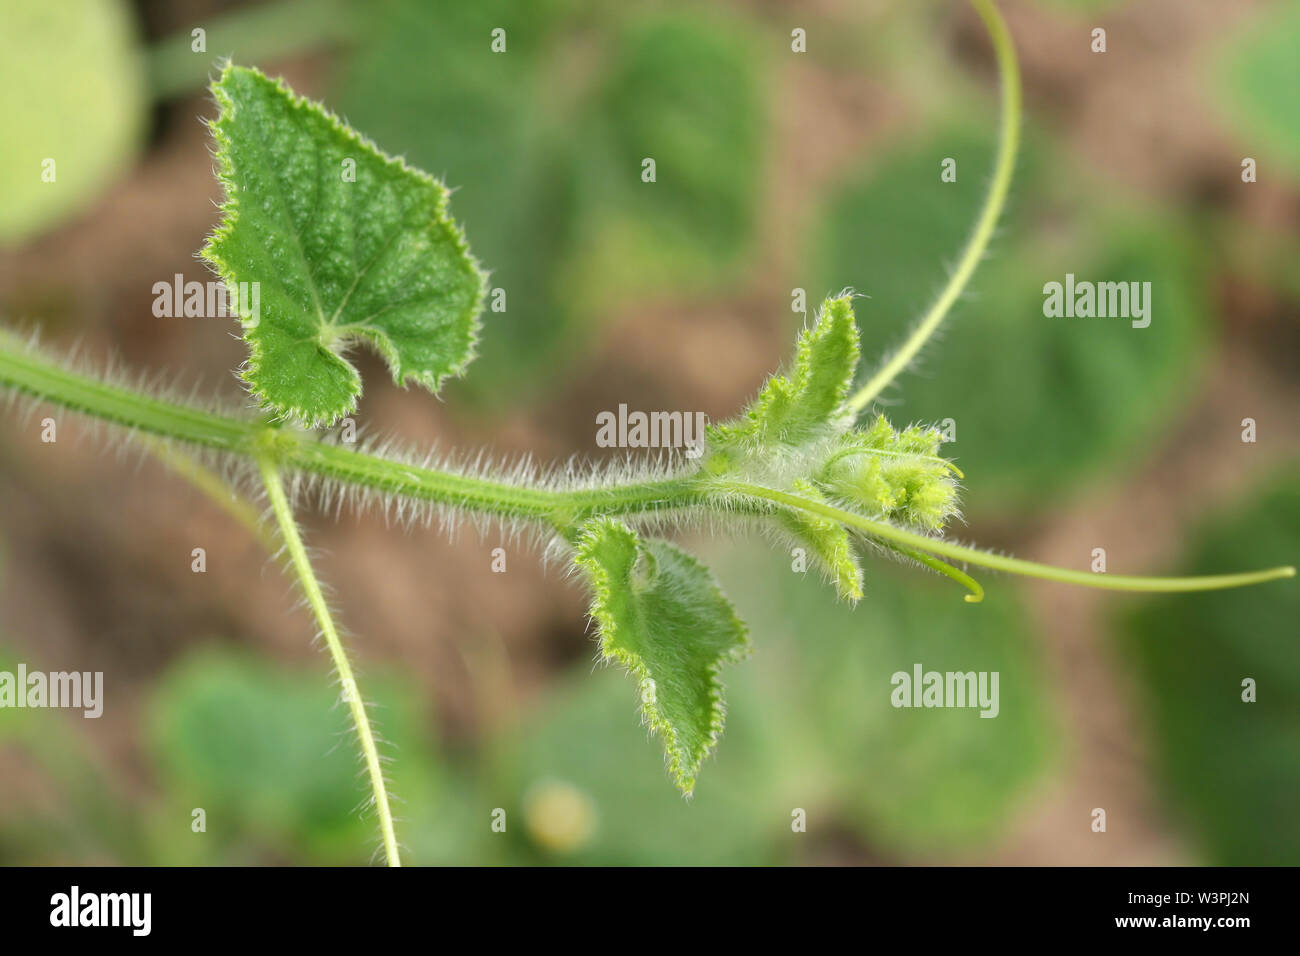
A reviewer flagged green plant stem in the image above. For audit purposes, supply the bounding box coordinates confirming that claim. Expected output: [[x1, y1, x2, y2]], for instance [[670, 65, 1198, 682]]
[[1, 339, 1292, 594], [892, 545, 986, 603], [0, 334, 703, 524], [724, 481, 1295, 593], [845, 0, 1021, 414], [256, 454, 401, 867]]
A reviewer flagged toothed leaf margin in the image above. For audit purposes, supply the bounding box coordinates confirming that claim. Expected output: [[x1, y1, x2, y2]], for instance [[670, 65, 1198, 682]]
[[202, 63, 486, 428], [574, 518, 750, 794]]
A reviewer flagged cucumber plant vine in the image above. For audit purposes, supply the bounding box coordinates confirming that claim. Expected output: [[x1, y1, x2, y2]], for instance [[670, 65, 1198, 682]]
[[0, 0, 1292, 866]]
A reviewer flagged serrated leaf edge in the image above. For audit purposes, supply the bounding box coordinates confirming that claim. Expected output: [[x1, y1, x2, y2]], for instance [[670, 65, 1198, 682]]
[[574, 518, 750, 795], [708, 293, 861, 449], [778, 478, 864, 601], [200, 61, 488, 428]]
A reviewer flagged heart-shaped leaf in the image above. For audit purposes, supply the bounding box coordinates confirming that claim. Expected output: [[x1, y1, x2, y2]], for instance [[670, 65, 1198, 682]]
[[202, 64, 486, 427]]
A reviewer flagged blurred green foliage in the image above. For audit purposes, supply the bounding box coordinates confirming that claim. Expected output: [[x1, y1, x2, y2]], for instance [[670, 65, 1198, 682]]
[[1216, 3, 1300, 178], [146, 0, 356, 98], [339, 0, 765, 402], [0, 644, 472, 864], [147, 648, 478, 864], [572, 14, 765, 297], [479, 545, 1055, 864], [149, 649, 387, 860], [1031, 0, 1129, 12], [1121, 472, 1300, 865], [713, 544, 1055, 854], [495, 665, 778, 865], [809, 123, 1209, 517], [1, 552, 1055, 865], [0, 0, 146, 244], [0, 646, 146, 864]]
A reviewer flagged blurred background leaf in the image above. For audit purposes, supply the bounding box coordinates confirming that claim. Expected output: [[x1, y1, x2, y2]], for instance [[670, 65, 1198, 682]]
[[1214, 3, 1300, 179], [489, 665, 778, 865], [1120, 471, 1300, 865], [711, 543, 1055, 855], [566, 12, 766, 302], [147, 647, 466, 864], [0, 643, 143, 864], [808, 122, 1210, 517], [480, 541, 1055, 865], [339, 0, 765, 403], [0, 0, 146, 244]]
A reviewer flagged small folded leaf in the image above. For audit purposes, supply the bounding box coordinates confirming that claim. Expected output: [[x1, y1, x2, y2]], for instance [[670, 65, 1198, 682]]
[[574, 518, 749, 794], [777, 479, 864, 601], [710, 295, 859, 450], [819, 417, 960, 532], [202, 64, 486, 427]]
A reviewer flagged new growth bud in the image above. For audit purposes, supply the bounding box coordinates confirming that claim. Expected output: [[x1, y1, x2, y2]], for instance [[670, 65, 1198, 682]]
[[817, 417, 960, 532]]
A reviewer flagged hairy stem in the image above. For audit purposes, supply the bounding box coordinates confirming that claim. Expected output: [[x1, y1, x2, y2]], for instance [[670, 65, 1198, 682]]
[[0, 334, 703, 524], [257, 455, 401, 867], [1, 340, 1292, 594], [846, 0, 1021, 414]]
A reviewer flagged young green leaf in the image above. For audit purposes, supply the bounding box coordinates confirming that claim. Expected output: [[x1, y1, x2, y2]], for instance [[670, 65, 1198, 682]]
[[818, 417, 960, 532], [202, 64, 486, 427], [776, 479, 864, 601], [709, 294, 859, 451], [574, 518, 750, 794]]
